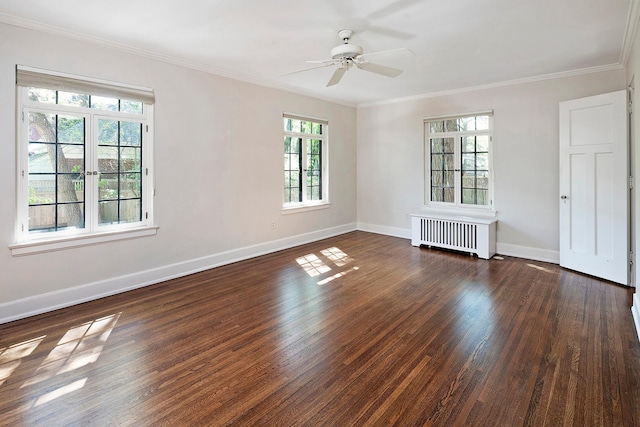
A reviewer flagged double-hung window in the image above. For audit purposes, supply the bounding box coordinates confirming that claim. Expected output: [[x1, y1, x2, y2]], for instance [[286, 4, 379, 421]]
[[13, 66, 155, 255], [283, 114, 328, 208], [425, 112, 493, 209]]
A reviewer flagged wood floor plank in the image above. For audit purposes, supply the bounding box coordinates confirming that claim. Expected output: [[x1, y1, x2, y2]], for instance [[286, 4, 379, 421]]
[[1, 231, 639, 426]]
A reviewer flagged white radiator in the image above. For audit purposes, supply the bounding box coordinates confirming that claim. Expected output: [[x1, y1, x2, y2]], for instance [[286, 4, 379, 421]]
[[411, 214, 497, 259]]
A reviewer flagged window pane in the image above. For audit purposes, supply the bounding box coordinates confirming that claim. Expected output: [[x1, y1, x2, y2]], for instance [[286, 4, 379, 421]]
[[58, 91, 89, 108], [28, 88, 56, 104], [431, 154, 443, 171], [475, 116, 489, 130], [431, 171, 443, 187], [121, 100, 143, 114], [476, 153, 489, 170], [284, 118, 301, 133], [28, 174, 55, 204], [57, 116, 84, 144], [98, 147, 119, 172], [462, 188, 476, 204], [431, 188, 443, 202], [430, 138, 443, 153], [29, 144, 55, 174], [91, 95, 119, 111], [462, 136, 476, 153], [57, 174, 84, 203], [290, 171, 300, 189], [119, 199, 141, 223], [120, 121, 142, 146], [28, 205, 55, 231], [444, 171, 455, 187], [98, 201, 118, 224], [476, 189, 488, 205], [120, 173, 141, 198], [444, 138, 455, 153], [29, 112, 56, 143], [99, 174, 118, 200], [57, 203, 85, 229], [99, 119, 119, 145], [444, 119, 459, 132], [121, 147, 141, 172], [459, 117, 476, 131], [462, 154, 475, 171], [429, 121, 444, 133], [57, 144, 84, 173], [476, 135, 489, 152], [444, 188, 455, 203]]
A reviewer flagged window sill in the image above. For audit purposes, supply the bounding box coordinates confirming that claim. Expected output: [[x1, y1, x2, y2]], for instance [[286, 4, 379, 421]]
[[10, 226, 159, 256], [282, 203, 331, 215], [420, 205, 497, 219]]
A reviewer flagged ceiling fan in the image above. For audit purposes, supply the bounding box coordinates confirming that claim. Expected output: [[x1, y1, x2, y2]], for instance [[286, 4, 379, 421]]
[[286, 29, 412, 87]]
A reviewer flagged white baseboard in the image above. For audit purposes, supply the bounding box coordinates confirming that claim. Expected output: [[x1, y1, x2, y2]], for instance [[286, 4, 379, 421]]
[[633, 294, 640, 344], [357, 222, 411, 239], [356, 223, 560, 265], [0, 223, 357, 324], [495, 242, 560, 264]]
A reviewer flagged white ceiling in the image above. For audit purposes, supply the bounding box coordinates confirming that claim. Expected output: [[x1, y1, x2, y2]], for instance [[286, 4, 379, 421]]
[[0, 0, 635, 106]]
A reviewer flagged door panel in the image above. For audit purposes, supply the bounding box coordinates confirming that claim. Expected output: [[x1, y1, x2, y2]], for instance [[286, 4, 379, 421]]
[[559, 90, 628, 285]]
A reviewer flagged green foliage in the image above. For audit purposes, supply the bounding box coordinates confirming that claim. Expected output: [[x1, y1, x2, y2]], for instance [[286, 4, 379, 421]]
[[28, 186, 52, 204]]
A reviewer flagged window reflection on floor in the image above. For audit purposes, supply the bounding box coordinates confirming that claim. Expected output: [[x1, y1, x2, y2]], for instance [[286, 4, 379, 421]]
[[296, 247, 359, 285], [296, 253, 332, 277], [0, 336, 46, 386], [22, 312, 121, 388], [1, 312, 121, 411]]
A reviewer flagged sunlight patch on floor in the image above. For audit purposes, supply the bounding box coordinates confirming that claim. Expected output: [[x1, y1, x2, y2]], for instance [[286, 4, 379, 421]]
[[21, 312, 121, 388], [526, 263, 554, 273], [34, 377, 87, 407], [0, 336, 46, 386], [320, 247, 353, 267], [318, 266, 360, 285], [296, 253, 332, 277]]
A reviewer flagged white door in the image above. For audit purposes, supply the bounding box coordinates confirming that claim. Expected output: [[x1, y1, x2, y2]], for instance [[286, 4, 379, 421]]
[[559, 90, 629, 285]]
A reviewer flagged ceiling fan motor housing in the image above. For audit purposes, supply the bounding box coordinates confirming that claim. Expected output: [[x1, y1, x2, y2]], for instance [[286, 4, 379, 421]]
[[331, 43, 363, 59]]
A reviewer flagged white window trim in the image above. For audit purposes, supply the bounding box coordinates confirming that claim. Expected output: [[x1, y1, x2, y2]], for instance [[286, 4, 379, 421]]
[[282, 202, 332, 215], [9, 226, 159, 256], [282, 114, 329, 210], [13, 67, 156, 255], [423, 112, 495, 215]]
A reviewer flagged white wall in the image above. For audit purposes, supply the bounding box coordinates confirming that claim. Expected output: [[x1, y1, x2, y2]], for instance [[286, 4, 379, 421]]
[[356, 70, 626, 262], [0, 23, 357, 322]]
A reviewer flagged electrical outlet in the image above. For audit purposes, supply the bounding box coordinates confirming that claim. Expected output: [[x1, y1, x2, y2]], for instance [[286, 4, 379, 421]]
[[271, 221, 276, 230]]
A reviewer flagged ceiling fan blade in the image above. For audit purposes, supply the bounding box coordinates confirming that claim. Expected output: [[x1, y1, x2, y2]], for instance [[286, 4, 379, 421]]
[[282, 63, 336, 77], [357, 62, 403, 78], [306, 59, 340, 65], [358, 47, 415, 60], [327, 67, 347, 87]]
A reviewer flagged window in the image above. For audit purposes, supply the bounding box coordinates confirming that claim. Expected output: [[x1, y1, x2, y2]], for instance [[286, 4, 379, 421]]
[[283, 114, 328, 208], [13, 66, 155, 254], [425, 113, 493, 208]]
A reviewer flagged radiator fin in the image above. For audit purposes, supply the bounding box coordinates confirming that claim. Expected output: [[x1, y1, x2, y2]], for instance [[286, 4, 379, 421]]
[[419, 218, 478, 251]]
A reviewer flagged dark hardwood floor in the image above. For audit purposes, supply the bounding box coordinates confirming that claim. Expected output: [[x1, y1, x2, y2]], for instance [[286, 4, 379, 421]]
[[1, 231, 639, 426]]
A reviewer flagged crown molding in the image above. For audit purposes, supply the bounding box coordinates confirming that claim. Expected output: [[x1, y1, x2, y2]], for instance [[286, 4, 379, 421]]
[[620, 0, 640, 66], [357, 63, 625, 108]]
